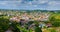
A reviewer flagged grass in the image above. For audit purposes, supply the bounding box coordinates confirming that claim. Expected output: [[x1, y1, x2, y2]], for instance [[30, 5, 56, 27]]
[[42, 27, 60, 32]]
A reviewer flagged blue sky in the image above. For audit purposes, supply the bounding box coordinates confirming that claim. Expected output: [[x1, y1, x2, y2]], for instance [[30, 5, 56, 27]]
[[0, 0, 60, 10]]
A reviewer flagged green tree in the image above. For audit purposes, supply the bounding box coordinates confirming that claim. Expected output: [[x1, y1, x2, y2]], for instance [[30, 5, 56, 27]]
[[0, 16, 10, 32]]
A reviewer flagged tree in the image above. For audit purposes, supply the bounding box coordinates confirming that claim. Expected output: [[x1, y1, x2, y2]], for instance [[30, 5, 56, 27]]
[[49, 13, 60, 27], [0, 16, 10, 32]]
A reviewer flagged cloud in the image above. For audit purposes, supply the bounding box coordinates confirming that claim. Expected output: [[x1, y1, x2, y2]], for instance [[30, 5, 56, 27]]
[[0, 0, 20, 1], [28, 2, 32, 5], [0, 1, 8, 5], [33, 0, 48, 4], [0, 2, 6, 5], [0, 0, 60, 10], [22, 0, 48, 5], [46, 1, 60, 10], [0, 1, 22, 8], [48, 1, 60, 5], [33, 5, 38, 7], [37, 0, 48, 4]]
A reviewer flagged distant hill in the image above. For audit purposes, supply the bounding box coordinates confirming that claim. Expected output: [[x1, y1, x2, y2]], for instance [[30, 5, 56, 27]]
[[0, 9, 60, 12]]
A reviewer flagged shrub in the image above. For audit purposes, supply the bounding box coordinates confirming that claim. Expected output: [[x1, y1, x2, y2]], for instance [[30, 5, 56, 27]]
[[50, 29, 57, 32], [0, 17, 10, 32], [51, 22, 60, 27]]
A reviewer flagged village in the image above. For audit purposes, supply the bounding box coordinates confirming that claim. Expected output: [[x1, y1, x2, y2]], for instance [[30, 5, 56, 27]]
[[0, 11, 60, 32]]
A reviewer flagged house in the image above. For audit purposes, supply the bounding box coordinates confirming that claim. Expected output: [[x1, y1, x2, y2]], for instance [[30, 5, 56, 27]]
[[38, 13, 50, 21], [9, 16, 20, 23]]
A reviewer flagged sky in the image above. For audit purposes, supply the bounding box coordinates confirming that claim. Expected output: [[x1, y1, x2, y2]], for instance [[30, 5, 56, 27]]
[[0, 0, 60, 10]]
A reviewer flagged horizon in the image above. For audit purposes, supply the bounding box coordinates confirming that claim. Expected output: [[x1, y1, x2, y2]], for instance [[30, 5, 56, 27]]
[[0, 9, 58, 11]]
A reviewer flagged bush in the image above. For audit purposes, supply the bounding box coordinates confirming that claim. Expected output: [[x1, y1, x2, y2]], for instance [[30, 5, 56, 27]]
[[51, 22, 60, 27], [49, 14, 60, 27], [34, 21, 42, 32], [0, 17, 10, 32], [50, 29, 57, 32]]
